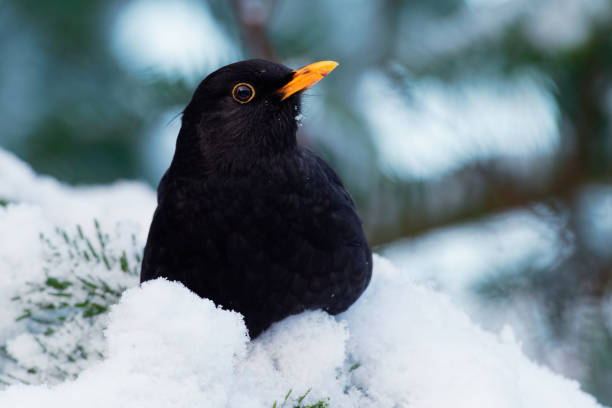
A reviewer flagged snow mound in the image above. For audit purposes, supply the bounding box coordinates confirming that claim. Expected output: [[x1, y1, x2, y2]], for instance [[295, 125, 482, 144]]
[[343, 256, 602, 408], [1, 257, 605, 408], [0, 148, 155, 382], [0, 279, 248, 407], [0, 147, 156, 228], [0, 147, 606, 407]]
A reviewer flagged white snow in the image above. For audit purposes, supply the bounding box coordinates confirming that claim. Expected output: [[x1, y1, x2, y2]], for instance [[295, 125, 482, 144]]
[[0, 148, 607, 407], [383, 193, 612, 386], [0, 148, 155, 382], [400, 0, 610, 67], [0, 147, 155, 323], [0, 148, 156, 228], [359, 72, 559, 180], [523, 0, 610, 51], [383, 208, 569, 297], [110, 0, 238, 80]]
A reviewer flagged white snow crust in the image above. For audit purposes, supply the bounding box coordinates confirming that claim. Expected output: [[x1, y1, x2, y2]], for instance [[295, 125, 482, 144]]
[[0, 148, 606, 408]]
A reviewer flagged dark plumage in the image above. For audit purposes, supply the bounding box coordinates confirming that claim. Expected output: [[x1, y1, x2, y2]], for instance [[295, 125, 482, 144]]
[[141, 59, 372, 338]]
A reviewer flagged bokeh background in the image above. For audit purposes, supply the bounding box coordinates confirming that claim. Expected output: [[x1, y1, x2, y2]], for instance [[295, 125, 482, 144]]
[[1, 0, 611, 404]]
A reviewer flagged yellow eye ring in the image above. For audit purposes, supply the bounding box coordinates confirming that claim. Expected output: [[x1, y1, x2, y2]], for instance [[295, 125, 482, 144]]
[[232, 82, 255, 104]]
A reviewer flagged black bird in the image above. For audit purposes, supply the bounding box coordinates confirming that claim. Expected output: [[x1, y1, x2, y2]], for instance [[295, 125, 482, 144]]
[[141, 59, 372, 338]]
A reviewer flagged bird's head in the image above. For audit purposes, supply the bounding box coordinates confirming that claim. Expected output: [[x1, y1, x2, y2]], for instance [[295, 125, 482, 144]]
[[174, 59, 338, 174]]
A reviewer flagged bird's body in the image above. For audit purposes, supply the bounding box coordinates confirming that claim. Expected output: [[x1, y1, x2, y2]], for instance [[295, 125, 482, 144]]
[[141, 59, 371, 337]]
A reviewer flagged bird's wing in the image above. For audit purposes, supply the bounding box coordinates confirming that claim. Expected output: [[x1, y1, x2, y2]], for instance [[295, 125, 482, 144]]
[[302, 148, 357, 209], [296, 148, 366, 250]]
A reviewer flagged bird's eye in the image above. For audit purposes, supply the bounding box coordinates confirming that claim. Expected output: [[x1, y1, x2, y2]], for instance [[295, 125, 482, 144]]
[[232, 83, 255, 104]]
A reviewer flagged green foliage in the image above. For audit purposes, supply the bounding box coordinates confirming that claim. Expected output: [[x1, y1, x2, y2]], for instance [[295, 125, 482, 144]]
[[21, 220, 139, 321], [273, 389, 330, 408], [0, 220, 141, 386], [0, 198, 13, 207]]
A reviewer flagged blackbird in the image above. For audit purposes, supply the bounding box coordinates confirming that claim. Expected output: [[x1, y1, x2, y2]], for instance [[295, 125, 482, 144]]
[[141, 59, 372, 338]]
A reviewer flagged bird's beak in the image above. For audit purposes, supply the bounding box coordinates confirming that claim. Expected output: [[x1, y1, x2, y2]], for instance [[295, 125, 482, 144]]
[[278, 61, 339, 101]]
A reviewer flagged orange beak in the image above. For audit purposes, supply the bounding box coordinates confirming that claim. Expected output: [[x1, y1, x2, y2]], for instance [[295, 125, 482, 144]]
[[277, 60, 339, 101]]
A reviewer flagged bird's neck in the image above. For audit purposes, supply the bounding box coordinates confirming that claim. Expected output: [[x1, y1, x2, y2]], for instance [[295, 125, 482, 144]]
[[169, 122, 298, 178]]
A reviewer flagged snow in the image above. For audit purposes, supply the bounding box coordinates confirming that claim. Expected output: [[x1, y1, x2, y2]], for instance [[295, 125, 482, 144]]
[[110, 0, 238, 80], [0, 148, 155, 383], [400, 0, 610, 67], [383, 194, 612, 387], [0, 148, 156, 228], [0, 147, 607, 407], [359, 72, 559, 180], [383, 208, 569, 297], [0, 279, 248, 408], [523, 0, 610, 51]]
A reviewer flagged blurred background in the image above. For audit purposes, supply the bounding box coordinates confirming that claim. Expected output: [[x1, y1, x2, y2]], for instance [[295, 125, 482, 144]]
[[1, 0, 611, 404]]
